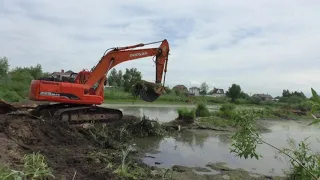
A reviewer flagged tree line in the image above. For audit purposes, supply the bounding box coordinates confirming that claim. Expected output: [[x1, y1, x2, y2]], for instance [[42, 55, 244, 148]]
[[107, 68, 142, 92], [0, 57, 49, 101], [0, 56, 310, 105]]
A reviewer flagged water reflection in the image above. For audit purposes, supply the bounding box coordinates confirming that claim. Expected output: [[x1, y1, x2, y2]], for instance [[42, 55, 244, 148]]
[[134, 120, 320, 177], [104, 105, 218, 123], [116, 107, 180, 122], [107, 105, 320, 176]]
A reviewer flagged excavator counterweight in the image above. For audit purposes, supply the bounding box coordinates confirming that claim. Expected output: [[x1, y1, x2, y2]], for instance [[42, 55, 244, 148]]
[[1, 39, 170, 124]]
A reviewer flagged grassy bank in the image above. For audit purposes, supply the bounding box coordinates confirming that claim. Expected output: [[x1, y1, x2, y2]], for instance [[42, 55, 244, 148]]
[[163, 102, 314, 133]]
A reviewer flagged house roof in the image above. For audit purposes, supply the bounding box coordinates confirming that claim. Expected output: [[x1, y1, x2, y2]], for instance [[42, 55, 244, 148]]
[[51, 70, 74, 76], [253, 94, 273, 99], [189, 86, 200, 90], [212, 88, 224, 94], [173, 85, 188, 91]]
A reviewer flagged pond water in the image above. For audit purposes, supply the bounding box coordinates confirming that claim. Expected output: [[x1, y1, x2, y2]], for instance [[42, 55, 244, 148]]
[[106, 105, 320, 177], [104, 104, 218, 122]]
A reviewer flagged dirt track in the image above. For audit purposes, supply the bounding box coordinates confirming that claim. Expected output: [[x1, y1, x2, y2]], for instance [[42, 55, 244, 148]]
[[0, 113, 144, 180]]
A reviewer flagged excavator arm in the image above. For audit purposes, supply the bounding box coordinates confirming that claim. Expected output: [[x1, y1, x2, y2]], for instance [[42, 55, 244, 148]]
[[85, 39, 169, 89]]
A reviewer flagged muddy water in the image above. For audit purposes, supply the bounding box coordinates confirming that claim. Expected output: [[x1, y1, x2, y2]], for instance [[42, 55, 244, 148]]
[[104, 104, 218, 122], [104, 105, 320, 177]]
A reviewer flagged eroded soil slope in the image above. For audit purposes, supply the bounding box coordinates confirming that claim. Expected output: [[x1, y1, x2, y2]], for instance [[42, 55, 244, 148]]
[[0, 113, 151, 180]]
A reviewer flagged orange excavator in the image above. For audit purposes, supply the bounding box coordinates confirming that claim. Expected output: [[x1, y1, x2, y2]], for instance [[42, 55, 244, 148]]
[[1, 39, 170, 124]]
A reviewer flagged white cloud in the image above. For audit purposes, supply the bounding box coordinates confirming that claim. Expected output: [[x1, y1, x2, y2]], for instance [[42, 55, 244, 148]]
[[1, 0, 320, 97]]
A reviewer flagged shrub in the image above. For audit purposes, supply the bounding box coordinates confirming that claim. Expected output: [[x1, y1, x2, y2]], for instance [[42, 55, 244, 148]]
[[195, 103, 210, 117], [177, 107, 195, 123], [235, 98, 249, 105], [216, 103, 236, 119], [278, 138, 320, 180], [205, 96, 229, 104], [248, 97, 261, 105], [290, 101, 313, 112], [263, 100, 275, 106], [0, 89, 23, 102], [220, 103, 235, 112]]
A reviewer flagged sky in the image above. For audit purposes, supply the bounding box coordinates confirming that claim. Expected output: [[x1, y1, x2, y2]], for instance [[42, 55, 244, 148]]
[[1, 0, 320, 97]]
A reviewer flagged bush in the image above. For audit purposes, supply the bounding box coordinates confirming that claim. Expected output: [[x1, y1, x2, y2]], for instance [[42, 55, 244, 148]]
[[220, 103, 235, 112], [177, 107, 195, 123], [235, 98, 249, 105], [195, 103, 210, 117], [290, 101, 313, 112], [216, 103, 236, 119], [248, 97, 261, 105], [205, 96, 229, 104], [0, 89, 23, 102], [279, 138, 320, 180]]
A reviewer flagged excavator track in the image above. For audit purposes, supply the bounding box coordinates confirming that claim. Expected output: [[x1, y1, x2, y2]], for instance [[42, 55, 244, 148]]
[[31, 103, 123, 124]]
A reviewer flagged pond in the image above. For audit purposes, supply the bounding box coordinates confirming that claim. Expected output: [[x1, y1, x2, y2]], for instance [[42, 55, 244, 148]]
[[105, 104, 320, 177]]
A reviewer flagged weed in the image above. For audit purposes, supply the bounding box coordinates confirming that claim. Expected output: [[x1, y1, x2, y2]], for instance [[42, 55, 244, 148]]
[[0, 152, 54, 180], [215, 103, 236, 119], [113, 145, 135, 178], [22, 152, 55, 179], [177, 107, 195, 123], [195, 103, 210, 117], [275, 138, 320, 180], [0, 165, 24, 180], [136, 116, 164, 136]]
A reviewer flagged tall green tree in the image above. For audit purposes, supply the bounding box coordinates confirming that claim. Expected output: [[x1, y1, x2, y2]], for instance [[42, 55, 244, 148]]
[[107, 68, 125, 87], [123, 68, 142, 92], [226, 83, 242, 102], [0, 57, 9, 83], [200, 82, 209, 95]]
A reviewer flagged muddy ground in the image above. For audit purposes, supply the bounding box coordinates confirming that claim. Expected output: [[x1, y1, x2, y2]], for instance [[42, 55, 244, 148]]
[[0, 112, 172, 180], [0, 111, 288, 180]]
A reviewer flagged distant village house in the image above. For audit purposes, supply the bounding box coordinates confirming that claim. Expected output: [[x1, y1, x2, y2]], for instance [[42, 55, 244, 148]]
[[207, 88, 225, 97], [189, 87, 200, 96], [172, 85, 188, 92], [252, 93, 273, 101], [51, 69, 76, 81]]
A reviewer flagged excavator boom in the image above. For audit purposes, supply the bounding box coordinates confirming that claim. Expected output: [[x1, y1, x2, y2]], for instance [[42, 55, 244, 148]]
[[2, 39, 170, 125]]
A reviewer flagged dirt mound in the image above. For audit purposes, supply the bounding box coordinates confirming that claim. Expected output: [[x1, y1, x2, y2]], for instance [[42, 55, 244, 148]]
[[0, 113, 142, 180]]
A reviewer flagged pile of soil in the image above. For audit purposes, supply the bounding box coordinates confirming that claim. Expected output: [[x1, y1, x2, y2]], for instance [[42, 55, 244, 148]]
[[0, 113, 149, 180]]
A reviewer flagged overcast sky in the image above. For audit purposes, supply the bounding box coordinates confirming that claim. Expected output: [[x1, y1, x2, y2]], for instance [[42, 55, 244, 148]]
[[1, 0, 320, 97]]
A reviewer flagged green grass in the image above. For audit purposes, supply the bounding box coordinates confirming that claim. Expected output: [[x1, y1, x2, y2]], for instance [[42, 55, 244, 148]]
[[0, 152, 54, 180], [195, 103, 210, 117], [177, 107, 195, 123], [198, 116, 235, 129]]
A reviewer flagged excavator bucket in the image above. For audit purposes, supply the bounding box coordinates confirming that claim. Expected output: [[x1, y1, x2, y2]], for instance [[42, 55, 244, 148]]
[[132, 80, 165, 102]]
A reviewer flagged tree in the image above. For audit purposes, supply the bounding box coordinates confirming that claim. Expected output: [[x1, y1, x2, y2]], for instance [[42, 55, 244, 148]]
[[123, 68, 142, 92], [282, 89, 306, 99], [226, 84, 241, 102], [0, 57, 9, 83], [107, 68, 124, 87], [28, 64, 43, 79], [240, 91, 250, 99], [200, 82, 209, 95], [107, 68, 119, 86]]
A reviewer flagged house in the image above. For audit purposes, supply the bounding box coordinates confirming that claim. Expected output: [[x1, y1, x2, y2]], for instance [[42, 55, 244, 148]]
[[51, 69, 75, 81], [172, 85, 188, 92], [208, 88, 225, 97], [252, 93, 273, 101], [212, 88, 224, 94], [189, 86, 200, 96]]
